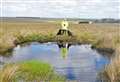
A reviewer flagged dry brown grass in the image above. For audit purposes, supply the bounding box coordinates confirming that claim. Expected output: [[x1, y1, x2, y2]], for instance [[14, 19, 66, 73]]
[[101, 45, 120, 82], [0, 22, 119, 45], [0, 64, 19, 82]]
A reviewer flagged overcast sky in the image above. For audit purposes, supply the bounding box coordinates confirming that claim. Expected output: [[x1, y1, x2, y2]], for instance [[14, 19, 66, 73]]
[[0, 0, 120, 18]]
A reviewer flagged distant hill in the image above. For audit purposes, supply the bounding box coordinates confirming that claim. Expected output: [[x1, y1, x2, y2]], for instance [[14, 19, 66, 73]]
[[0, 17, 120, 23], [94, 18, 120, 23]]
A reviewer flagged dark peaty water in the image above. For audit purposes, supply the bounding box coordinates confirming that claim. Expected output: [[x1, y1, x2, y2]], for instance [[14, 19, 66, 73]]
[[0, 42, 110, 82]]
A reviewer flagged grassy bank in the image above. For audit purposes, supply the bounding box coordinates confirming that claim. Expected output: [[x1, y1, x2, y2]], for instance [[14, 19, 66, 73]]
[[99, 44, 120, 82], [0, 22, 119, 54], [0, 60, 66, 82]]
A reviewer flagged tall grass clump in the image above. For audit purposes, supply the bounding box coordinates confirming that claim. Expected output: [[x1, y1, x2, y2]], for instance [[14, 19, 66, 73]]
[[0, 60, 66, 82], [14, 33, 55, 44], [99, 44, 120, 82], [0, 42, 14, 55]]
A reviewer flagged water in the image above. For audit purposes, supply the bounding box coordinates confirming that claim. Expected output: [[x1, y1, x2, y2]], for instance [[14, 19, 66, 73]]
[[0, 42, 110, 82]]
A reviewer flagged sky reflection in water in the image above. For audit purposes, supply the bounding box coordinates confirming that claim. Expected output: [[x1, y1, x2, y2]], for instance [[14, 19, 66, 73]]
[[0, 42, 109, 82]]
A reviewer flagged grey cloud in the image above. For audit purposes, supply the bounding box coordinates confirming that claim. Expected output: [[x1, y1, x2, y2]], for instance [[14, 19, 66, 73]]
[[1, 0, 120, 18]]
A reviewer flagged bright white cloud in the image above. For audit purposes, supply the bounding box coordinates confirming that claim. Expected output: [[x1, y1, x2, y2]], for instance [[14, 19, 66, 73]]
[[1, 0, 120, 18]]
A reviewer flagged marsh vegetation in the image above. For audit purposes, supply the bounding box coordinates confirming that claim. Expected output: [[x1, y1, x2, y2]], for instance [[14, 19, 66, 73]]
[[0, 21, 120, 82]]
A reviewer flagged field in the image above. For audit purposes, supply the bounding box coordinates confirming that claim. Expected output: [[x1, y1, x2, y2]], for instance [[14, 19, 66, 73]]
[[0, 21, 120, 82], [0, 21, 119, 48]]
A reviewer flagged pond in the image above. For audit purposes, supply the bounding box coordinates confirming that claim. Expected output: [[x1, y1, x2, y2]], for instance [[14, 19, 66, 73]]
[[0, 42, 110, 82]]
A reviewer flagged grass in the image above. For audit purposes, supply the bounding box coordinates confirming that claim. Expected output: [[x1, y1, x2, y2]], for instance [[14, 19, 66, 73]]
[[0, 21, 120, 81], [99, 44, 120, 82], [0, 60, 66, 82], [0, 22, 119, 52], [0, 22, 119, 43], [0, 43, 14, 55], [14, 33, 56, 44]]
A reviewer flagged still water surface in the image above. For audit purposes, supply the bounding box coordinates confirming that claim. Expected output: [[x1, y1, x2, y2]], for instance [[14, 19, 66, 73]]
[[0, 42, 110, 82]]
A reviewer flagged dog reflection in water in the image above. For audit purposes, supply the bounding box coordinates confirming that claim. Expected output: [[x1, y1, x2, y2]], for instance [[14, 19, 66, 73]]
[[57, 42, 71, 59]]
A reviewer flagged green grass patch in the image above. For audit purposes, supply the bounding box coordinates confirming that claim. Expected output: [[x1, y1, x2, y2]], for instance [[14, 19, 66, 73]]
[[0, 60, 66, 82]]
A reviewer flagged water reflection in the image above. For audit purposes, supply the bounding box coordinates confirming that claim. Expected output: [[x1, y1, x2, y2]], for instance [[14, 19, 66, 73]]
[[57, 42, 71, 59], [0, 42, 111, 82]]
